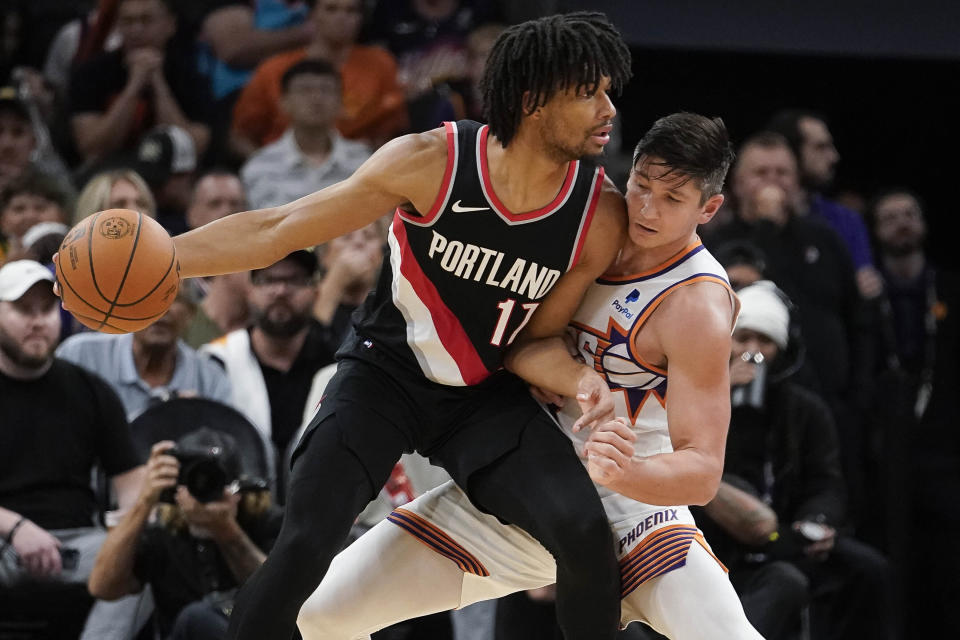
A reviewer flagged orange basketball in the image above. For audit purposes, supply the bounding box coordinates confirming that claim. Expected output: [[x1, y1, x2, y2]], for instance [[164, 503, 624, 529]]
[[55, 209, 180, 334]]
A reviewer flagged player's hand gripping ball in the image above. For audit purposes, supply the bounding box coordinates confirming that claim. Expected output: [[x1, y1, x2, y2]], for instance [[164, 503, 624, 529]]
[[54, 209, 180, 333]]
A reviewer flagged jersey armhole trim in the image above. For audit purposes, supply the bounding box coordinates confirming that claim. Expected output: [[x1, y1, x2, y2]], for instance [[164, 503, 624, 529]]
[[568, 165, 604, 270], [627, 275, 733, 375], [397, 121, 458, 225]]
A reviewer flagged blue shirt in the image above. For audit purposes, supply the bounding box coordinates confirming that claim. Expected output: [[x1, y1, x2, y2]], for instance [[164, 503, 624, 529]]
[[56, 333, 234, 420], [809, 194, 874, 270]]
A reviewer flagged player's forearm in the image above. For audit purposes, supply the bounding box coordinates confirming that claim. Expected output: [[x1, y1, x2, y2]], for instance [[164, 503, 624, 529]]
[[175, 182, 388, 279], [174, 207, 290, 278], [505, 336, 588, 397], [611, 449, 723, 507]]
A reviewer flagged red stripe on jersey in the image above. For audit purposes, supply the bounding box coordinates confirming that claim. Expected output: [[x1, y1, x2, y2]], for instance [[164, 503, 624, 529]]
[[392, 217, 491, 385], [568, 166, 604, 269], [478, 125, 578, 222], [398, 121, 458, 225]]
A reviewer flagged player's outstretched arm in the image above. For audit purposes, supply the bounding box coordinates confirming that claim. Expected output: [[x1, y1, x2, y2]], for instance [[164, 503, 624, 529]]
[[504, 178, 626, 431], [585, 283, 734, 505], [174, 129, 448, 279]]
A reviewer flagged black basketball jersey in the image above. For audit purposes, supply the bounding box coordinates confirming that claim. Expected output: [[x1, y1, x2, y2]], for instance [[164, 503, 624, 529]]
[[349, 120, 604, 386]]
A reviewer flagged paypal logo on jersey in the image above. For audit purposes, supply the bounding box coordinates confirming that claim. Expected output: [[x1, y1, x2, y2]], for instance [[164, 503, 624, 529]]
[[611, 291, 639, 319]]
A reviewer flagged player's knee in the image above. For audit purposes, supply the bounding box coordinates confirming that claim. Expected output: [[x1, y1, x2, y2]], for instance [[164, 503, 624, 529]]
[[270, 530, 339, 590]]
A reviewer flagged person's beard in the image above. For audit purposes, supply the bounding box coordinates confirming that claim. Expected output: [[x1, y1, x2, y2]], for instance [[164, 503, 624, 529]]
[[254, 302, 310, 338], [0, 327, 55, 371]]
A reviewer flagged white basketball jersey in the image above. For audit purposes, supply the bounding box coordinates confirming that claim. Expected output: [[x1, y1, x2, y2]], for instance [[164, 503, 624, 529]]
[[557, 238, 737, 524]]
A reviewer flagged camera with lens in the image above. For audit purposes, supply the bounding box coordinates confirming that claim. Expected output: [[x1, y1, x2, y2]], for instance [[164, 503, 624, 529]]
[[164, 443, 233, 503]]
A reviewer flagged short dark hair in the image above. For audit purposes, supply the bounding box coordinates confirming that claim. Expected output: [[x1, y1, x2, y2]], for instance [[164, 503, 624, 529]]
[[714, 239, 768, 275], [0, 171, 69, 212], [863, 187, 926, 233], [632, 112, 735, 202], [766, 108, 829, 160], [280, 59, 341, 93], [737, 130, 795, 160], [481, 12, 632, 147]]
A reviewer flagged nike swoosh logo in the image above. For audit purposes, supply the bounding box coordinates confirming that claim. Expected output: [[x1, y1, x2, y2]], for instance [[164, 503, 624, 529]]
[[451, 200, 490, 213]]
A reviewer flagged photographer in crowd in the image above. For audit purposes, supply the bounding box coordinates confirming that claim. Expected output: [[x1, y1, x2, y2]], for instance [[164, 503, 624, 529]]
[[695, 280, 896, 640], [88, 428, 281, 640]]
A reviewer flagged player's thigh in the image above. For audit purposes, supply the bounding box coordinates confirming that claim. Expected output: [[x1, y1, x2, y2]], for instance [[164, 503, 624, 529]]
[[624, 542, 763, 640], [298, 520, 466, 639], [466, 411, 603, 544]]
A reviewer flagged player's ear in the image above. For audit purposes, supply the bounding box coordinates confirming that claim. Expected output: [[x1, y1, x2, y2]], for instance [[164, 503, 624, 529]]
[[699, 194, 724, 224], [521, 91, 540, 117]]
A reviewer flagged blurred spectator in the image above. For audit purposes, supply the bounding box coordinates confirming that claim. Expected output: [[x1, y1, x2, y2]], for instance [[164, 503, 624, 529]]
[[203, 249, 335, 499], [231, 0, 406, 157], [20, 220, 68, 265], [79, 123, 199, 234], [88, 429, 282, 640], [705, 132, 873, 515], [74, 168, 156, 224], [693, 280, 895, 640], [198, 0, 312, 104], [43, 0, 123, 97], [0, 169, 69, 263], [449, 22, 504, 121], [713, 239, 768, 291], [186, 168, 245, 230], [864, 188, 960, 636], [365, 0, 501, 131], [767, 109, 882, 299], [69, 0, 212, 163], [57, 288, 233, 421], [183, 169, 251, 348], [240, 59, 370, 209], [0, 259, 144, 637], [312, 218, 385, 349], [0, 84, 36, 192]]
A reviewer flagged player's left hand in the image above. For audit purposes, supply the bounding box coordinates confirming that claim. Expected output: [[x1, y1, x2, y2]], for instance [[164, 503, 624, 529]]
[[573, 369, 615, 432], [584, 417, 636, 486]]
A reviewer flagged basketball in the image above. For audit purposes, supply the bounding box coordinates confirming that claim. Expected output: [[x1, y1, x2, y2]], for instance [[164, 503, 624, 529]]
[[55, 209, 180, 334]]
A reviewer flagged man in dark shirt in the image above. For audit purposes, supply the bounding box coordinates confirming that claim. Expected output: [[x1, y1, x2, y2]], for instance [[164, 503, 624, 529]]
[[705, 131, 873, 517], [69, 0, 212, 163], [0, 260, 143, 632], [203, 249, 335, 499], [864, 188, 960, 636]]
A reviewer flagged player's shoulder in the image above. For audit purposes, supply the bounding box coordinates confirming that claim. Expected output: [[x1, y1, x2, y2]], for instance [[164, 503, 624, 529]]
[[593, 173, 627, 225], [658, 280, 735, 337], [363, 127, 449, 178]]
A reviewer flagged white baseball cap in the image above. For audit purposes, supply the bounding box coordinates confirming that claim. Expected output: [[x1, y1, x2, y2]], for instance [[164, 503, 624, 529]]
[[0, 260, 56, 302]]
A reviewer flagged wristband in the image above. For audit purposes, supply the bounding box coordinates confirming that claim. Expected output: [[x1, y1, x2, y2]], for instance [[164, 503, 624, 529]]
[[5, 517, 27, 544]]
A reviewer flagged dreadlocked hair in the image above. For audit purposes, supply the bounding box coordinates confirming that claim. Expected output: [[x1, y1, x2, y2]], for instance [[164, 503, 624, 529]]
[[481, 12, 632, 147]]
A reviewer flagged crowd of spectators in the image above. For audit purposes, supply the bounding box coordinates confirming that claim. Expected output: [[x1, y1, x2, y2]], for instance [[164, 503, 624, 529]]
[[1, 1, 955, 639]]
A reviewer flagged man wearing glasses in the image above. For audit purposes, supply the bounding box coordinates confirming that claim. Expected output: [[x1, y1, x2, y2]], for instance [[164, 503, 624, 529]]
[[203, 249, 334, 500]]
